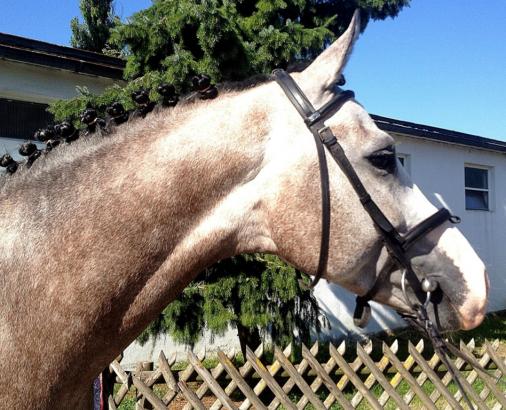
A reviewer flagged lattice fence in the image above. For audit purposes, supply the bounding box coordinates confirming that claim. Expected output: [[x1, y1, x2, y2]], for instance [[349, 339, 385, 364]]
[[102, 338, 506, 410]]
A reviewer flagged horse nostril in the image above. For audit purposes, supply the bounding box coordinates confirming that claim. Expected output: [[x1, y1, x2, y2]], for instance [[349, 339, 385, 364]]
[[421, 277, 438, 293]]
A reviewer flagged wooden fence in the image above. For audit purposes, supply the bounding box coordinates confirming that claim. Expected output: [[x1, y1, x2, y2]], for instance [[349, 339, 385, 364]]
[[102, 338, 506, 410]]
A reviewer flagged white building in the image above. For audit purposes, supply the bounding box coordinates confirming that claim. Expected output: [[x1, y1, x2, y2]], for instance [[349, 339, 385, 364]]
[[0, 32, 124, 158], [1, 34, 504, 361]]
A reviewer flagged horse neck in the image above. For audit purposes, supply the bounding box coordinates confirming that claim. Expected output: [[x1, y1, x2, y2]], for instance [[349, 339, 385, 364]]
[[0, 87, 275, 406]]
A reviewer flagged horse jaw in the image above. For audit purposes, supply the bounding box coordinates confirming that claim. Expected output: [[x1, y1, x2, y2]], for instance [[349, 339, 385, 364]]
[[366, 166, 489, 331]]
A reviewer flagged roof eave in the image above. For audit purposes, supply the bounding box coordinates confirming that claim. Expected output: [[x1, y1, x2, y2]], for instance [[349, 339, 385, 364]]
[[372, 114, 506, 154], [0, 32, 125, 80]]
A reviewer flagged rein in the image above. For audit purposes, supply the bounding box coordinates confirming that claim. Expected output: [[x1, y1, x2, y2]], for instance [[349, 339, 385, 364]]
[[272, 69, 498, 407]]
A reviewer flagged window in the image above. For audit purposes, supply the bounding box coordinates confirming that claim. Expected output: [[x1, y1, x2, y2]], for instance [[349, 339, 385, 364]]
[[465, 166, 489, 210], [0, 98, 53, 140], [397, 153, 410, 175]]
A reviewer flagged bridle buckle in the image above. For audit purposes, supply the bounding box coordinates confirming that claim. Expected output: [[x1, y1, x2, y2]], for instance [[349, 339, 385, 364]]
[[317, 126, 330, 141]]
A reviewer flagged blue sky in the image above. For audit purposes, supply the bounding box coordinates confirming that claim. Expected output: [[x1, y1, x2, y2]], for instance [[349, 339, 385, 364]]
[[0, 1, 505, 140], [346, 0, 506, 141]]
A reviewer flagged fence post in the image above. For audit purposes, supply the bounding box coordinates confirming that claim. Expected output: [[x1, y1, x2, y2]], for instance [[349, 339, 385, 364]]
[[135, 361, 154, 410], [93, 366, 117, 410], [92, 374, 103, 410]]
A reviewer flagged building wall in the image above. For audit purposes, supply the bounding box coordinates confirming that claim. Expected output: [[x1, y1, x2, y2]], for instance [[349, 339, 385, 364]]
[[0, 59, 122, 104], [394, 133, 506, 312], [0, 59, 122, 166]]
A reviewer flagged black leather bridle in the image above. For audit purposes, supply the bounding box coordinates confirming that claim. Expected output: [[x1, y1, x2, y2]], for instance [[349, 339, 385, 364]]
[[272, 69, 498, 406], [272, 69, 459, 314]]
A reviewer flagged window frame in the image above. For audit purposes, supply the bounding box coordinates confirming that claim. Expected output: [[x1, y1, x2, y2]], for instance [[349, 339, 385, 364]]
[[0, 98, 53, 140], [464, 164, 492, 211]]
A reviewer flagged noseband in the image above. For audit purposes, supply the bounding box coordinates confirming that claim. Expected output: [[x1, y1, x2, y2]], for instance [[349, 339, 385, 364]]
[[272, 69, 500, 407]]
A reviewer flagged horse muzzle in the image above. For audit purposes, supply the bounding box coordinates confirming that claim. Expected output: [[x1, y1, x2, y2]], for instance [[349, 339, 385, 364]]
[[420, 270, 488, 331], [454, 269, 489, 330]]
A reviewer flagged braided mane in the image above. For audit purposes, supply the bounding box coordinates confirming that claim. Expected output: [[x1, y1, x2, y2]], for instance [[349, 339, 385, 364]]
[[0, 76, 220, 193], [0, 74, 272, 195]]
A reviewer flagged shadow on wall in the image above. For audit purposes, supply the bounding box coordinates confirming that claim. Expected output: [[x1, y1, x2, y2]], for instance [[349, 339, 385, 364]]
[[314, 281, 404, 340]]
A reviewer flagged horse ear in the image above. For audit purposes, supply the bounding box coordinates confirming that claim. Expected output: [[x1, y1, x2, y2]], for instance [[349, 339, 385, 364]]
[[299, 10, 361, 104]]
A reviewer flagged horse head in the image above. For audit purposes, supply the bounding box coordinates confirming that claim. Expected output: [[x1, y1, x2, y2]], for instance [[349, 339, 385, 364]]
[[262, 11, 488, 331]]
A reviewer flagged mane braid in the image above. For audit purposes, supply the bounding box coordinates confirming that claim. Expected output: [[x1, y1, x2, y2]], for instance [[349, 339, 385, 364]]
[[0, 97, 193, 195], [0, 78, 271, 196]]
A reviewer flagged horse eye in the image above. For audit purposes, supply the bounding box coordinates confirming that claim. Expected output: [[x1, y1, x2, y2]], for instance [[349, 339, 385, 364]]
[[367, 145, 397, 173]]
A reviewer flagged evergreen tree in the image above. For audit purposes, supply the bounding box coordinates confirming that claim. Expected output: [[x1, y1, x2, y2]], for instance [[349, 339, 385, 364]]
[[55, 0, 411, 120], [71, 0, 119, 54], [50, 0, 411, 351], [108, 0, 410, 83], [137, 255, 326, 353]]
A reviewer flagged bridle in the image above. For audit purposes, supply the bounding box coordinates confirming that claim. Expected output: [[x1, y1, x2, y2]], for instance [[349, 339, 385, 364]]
[[272, 69, 498, 406], [272, 69, 459, 315]]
